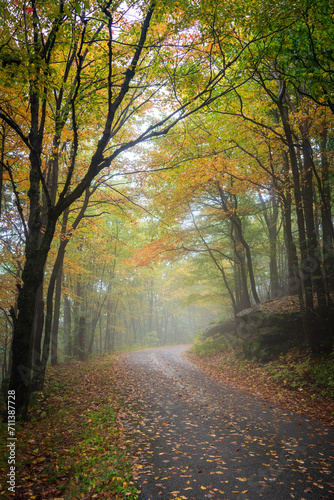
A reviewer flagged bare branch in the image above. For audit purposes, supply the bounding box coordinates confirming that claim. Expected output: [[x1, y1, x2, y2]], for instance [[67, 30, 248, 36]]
[[2, 161, 28, 240]]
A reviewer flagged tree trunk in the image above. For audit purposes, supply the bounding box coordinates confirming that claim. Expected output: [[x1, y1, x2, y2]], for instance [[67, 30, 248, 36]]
[[233, 215, 260, 305], [300, 131, 330, 350], [64, 295, 72, 357], [9, 217, 56, 418], [259, 192, 280, 298], [31, 229, 67, 390], [51, 268, 62, 366], [277, 92, 315, 348], [105, 300, 112, 352], [233, 242, 251, 311], [0, 124, 6, 217], [320, 130, 334, 293], [78, 316, 86, 361], [30, 283, 44, 391], [148, 280, 154, 332], [281, 152, 300, 295], [216, 184, 256, 309]]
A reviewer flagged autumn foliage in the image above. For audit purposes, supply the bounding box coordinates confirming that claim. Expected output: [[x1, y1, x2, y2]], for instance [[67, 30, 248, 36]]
[[0, 0, 333, 420]]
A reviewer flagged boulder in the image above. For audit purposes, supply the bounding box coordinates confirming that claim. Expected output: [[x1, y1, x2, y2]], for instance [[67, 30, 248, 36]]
[[236, 307, 303, 361], [202, 318, 237, 339], [201, 304, 304, 362]]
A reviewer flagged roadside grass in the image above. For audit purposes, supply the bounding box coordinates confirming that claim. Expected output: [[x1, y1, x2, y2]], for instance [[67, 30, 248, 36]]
[[0, 354, 139, 499], [263, 349, 334, 397], [191, 333, 237, 358], [189, 335, 334, 425]]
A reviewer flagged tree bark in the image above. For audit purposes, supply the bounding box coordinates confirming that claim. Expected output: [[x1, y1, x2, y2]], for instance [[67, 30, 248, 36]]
[[0, 123, 5, 217], [51, 267, 62, 366], [232, 233, 251, 311], [9, 217, 56, 417], [259, 192, 280, 298], [78, 316, 86, 361], [319, 130, 334, 293], [277, 89, 315, 348], [64, 295, 72, 357], [232, 215, 260, 305], [300, 131, 331, 349]]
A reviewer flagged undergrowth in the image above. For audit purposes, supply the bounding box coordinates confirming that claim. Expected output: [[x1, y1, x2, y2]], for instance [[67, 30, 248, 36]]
[[191, 333, 239, 357], [191, 334, 334, 399], [0, 355, 139, 499], [264, 349, 334, 397]]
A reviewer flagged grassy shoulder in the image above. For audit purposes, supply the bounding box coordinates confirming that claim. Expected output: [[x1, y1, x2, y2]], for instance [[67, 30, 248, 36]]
[[188, 335, 334, 427], [0, 354, 139, 500]]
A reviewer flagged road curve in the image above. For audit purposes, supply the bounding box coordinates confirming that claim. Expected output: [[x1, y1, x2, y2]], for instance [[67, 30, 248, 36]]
[[113, 345, 334, 500]]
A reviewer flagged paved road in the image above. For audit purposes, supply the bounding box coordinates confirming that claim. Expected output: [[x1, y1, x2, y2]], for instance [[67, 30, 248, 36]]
[[114, 345, 334, 500]]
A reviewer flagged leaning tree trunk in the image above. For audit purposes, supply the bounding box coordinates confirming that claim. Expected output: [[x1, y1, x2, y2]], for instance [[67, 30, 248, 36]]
[[33, 190, 91, 388], [31, 232, 66, 391]]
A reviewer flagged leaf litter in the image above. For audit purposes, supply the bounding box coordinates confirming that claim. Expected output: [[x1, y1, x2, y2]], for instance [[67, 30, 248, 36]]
[[2, 347, 333, 500], [112, 346, 334, 500], [0, 356, 139, 500]]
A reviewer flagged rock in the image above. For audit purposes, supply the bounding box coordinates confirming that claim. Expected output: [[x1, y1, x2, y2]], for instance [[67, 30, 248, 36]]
[[236, 307, 303, 361], [203, 318, 237, 339], [201, 306, 304, 362]]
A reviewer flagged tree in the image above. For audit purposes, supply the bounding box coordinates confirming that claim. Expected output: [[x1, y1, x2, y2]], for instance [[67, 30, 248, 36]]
[[134, 22, 334, 350]]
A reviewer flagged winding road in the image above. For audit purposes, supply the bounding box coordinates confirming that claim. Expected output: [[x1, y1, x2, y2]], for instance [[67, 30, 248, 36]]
[[113, 345, 334, 500]]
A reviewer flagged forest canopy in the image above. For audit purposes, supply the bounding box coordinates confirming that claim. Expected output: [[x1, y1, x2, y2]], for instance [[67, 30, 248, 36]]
[[0, 0, 333, 417]]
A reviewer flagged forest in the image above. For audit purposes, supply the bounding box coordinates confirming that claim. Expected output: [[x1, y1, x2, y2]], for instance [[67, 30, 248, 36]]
[[0, 0, 333, 421]]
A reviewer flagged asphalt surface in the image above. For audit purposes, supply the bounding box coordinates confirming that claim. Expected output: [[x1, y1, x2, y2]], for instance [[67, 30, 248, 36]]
[[114, 345, 334, 500]]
